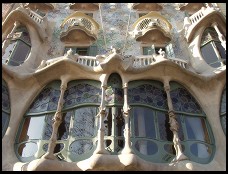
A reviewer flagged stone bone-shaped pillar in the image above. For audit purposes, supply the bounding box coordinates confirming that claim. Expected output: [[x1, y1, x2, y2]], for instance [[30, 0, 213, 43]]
[[93, 84, 109, 154], [42, 81, 67, 159], [121, 82, 133, 154], [164, 80, 188, 162], [2, 21, 20, 56]]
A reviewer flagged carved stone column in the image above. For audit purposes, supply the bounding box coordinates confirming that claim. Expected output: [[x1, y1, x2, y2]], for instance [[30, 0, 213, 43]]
[[2, 21, 20, 56], [212, 22, 226, 50], [42, 81, 67, 159], [121, 83, 133, 154], [164, 81, 188, 162], [93, 85, 109, 154]]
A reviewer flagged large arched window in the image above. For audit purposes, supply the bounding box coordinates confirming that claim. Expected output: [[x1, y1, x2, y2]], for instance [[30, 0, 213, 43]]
[[2, 25, 31, 66], [200, 27, 226, 68], [103, 73, 124, 154], [15, 80, 101, 162], [2, 79, 10, 138], [128, 80, 173, 163], [220, 86, 226, 135], [15, 80, 61, 162], [170, 81, 215, 164]]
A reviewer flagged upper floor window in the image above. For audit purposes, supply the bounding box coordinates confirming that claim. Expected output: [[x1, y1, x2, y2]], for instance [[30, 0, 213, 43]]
[[2, 26, 31, 66], [15, 80, 101, 162], [200, 27, 226, 68], [2, 79, 10, 138], [64, 45, 97, 56], [220, 86, 226, 135], [142, 43, 175, 58]]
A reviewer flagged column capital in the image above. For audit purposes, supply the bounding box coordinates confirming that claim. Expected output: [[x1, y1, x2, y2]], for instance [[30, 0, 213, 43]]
[[122, 83, 128, 89], [60, 84, 67, 91], [101, 85, 107, 89], [211, 22, 218, 28]]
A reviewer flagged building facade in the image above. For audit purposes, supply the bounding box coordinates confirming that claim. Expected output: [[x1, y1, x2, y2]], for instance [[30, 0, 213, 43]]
[[2, 3, 226, 171]]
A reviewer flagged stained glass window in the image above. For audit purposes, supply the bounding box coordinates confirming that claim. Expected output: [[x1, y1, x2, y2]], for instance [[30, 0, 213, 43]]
[[2, 80, 10, 138]]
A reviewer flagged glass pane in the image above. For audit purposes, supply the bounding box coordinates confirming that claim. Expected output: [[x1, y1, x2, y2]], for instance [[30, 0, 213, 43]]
[[220, 88, 226, 114], [170, 87, 203, 114], [19, 116, 46, 142], [2, 82, 10, 112], [54, 143, 64, 153], [176, 114, 185, 141], [18, 142, 38, 158], [72, 107, 97, 137], [128, 84, 168, 109], [157, 112, 173, 141], [164, 144, 175, 155], [215, 42, 226, 60], [69, 140, 93, 155], [116, 108, 125, 136], [8, 40, 31, 66], [104, 108, 112, 136], [63, 83, 101, 108], [134, 107, 156, 139], [57, 111, 72, 140], [2, 112, 9, 137], [135, 140, 158, 155], [185, 117, 210, 143], [190, 143, 212, 158], [220, 115, 226, 135]]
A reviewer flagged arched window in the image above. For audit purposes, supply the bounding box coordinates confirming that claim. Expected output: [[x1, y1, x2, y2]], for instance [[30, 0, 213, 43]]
[[15, 80, 101, 162], [2, 79, 10, 138], [220, 86, 226, 135], [170, 81, 215, 164], [2, 25, 31, 66], [128, 80, 173, 163], [103, 73, 124, 154], [200, 27, 226, 68], [15, 80, 61, 162]]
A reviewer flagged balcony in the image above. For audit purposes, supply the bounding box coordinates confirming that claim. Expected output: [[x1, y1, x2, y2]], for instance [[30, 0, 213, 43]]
[[60, 12, 100, 44], [132, 3, 163, 11], [183, 5, 226, 43], [175, 3, 205, 15], [2, 6, 48, 42], [23, 3, 55, 13], [69, 3, 99, 11], [132, 12, 172, 44]]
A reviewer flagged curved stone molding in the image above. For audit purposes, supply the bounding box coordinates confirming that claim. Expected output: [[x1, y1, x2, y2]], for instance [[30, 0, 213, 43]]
[[2, 6, 49, 43], [69, 3, 99, 11], [24, 3, 55, 13], [175, 3, 205, 14], [132, 12, 172, 44], [132, 3, 163, 11]]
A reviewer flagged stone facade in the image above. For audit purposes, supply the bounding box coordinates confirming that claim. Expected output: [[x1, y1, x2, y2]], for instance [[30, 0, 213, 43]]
[[2, 3, 226, 171]]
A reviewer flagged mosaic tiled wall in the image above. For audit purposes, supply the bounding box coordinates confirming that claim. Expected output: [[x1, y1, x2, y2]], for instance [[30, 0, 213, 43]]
[[46, 3, 190, 60]]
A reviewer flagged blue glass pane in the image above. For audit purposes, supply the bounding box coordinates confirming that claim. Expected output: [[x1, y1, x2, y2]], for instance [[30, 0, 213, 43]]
[[2, 82, 10, 112], [157, 112, 173, 141], [72, 107, 97, 137], [18, 142, 38, 158], [63, 83, 101, 108], [170, 87, 202, 114], [2, 112, 9, 137], [42, 115, 54, 140], [128, 84, 168, 109], [135, 140, 158, 155], [69, 140, 93, 155], [57, 111, 71, 140], [185, 117, 210, 143], [133, 107, 156, 139], [28, 87, 60, 113], [220, 115, 226, 135], [190, 143, 211, 158]]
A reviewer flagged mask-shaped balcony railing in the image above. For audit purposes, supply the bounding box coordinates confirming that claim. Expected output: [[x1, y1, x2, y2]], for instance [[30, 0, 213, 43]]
[[183, 5, 225, 42], [60, 12, 100, 43], [132, 12, 172, 43]]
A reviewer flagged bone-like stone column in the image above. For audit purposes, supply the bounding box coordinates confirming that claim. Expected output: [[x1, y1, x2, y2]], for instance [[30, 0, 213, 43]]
[[121, 83, 133, 154], [2, 21, 20, 56], [212, 22, 226, 51], [93, 84, 109, 154], [164, 80, 188, 162], [42, 81, 67, 159]]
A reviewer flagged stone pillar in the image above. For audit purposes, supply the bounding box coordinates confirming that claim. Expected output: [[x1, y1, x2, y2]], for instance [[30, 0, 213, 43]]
[[42, 81, 67, 159], [164, 81, 188, 162], [2, 21, 20, 56], [212, 22, 226, 50], [121, 83, 133, 154], [93, 85, 109, 154]]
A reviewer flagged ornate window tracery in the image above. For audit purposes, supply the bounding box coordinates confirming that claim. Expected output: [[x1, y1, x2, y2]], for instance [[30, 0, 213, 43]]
[[220, 86, 226, 135]]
